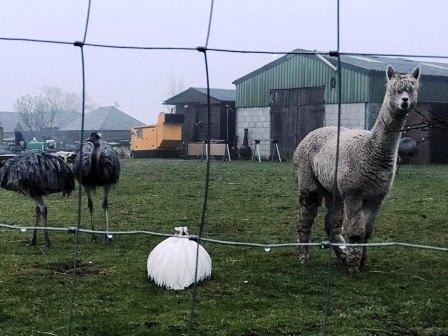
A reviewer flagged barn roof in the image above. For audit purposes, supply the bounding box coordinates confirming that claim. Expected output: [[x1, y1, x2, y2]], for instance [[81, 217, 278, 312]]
[[327, 54, 448, 77], [164, 87, 236, 105], [0, 111, 27, 132], [233, 49, 448, 84], [60, 106, 145, 131]]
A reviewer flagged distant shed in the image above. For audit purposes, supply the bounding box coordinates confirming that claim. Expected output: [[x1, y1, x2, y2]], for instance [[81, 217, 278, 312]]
[[164, 87, 236, 146], [233, 49, 448, 162], [59, 106, 145, 143], [0, 111, 26, 138]]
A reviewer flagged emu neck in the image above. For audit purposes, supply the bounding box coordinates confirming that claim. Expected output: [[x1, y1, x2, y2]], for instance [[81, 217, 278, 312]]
[[370, 100, 406, 159], [91, 145, 101, 171]]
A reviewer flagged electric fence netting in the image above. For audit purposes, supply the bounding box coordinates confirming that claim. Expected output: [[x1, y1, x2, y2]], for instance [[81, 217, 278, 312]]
[[0, 1, 447, 335]]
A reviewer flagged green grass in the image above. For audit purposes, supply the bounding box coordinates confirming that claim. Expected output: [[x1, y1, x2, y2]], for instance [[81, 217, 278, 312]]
[[0, 159, 447, 336]]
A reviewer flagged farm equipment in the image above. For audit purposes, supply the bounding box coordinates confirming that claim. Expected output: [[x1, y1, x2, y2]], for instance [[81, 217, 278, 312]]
[[27, 138, 57, 151], [130, 113, 184, 158]]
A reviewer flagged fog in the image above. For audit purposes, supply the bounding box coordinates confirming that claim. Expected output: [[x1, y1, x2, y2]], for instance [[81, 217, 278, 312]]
[[0, 0, 446, 123]]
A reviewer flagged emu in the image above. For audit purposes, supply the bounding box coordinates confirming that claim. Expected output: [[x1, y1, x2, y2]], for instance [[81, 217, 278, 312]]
[[73, 132, 120, 242], [293, 65, 420, 273], [396, 137, 417, 174], [0, 152, 75, 247]]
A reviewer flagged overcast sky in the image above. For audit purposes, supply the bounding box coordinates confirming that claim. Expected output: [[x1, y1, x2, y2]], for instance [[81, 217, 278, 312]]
[[0, 0, 447, 123]]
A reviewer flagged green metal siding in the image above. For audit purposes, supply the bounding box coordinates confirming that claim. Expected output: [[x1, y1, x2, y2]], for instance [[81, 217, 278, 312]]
[[235, 54, 369, 108], [369, 73, 448, 104], [236, 54, 448, 108]]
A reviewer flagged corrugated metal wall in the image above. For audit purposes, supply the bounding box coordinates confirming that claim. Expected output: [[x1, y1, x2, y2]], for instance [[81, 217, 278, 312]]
[[369, 73, 448, 104], [236, 54, 369, 108], [236, 55, 448, 108]]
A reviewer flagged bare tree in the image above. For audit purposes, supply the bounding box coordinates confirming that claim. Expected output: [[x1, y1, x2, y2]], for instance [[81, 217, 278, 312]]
[[40, 87, 64, 134], [162, 74, 185, 113], [14, 95, 39, 131], [14, 86, 96, 138]]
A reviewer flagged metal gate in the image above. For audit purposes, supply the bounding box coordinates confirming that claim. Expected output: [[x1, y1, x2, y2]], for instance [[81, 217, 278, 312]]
[[270, 87, 325, 160]]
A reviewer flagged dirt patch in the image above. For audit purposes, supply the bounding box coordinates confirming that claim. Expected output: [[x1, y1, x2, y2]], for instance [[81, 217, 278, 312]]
[[0, 312, 11, 323], [144, 321, 159, 329], [43, 259, 111, 276]]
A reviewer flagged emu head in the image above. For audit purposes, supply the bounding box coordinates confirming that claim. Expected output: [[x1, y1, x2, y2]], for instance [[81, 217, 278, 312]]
[[87, 132, 102, 147], [386, 65, 420, 117]]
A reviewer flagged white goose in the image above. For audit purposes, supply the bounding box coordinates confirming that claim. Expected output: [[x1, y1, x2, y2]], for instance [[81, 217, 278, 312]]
[[147, 227, 212, 290]]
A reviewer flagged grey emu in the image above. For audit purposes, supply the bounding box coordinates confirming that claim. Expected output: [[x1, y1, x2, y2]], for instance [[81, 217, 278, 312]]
[[73, 132, 120, 242], [0, 151, 75, 247], [293, 65, 420, 273], [396, 137, 417, 174]]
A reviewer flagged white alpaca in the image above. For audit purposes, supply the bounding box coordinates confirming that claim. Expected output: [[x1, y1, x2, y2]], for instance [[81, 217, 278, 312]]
[[293, 65, 421, 273], [147, 227, 212, 290]]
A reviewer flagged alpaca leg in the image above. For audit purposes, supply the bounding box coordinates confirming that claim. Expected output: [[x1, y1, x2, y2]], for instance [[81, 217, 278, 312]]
[[360, 199, 382, 268], [343, 197, 364, 273], [297, 191, 321, 263], [103, 185, 112, 244], [324, 194, 345, 261], [85, 187, 96, 241], [31, 204, 41, 246]]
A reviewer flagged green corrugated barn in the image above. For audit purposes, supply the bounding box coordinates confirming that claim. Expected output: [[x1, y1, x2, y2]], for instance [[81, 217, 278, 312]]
[[232, 49, 448, 162]]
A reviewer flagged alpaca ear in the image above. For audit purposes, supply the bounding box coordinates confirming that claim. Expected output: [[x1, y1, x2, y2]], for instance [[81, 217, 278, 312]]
[[411, 66, 420, 80], [387, 65, 396, 80]]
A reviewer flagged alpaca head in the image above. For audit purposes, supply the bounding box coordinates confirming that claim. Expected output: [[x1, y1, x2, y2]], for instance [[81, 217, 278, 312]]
[[386, 65, 420, 116]]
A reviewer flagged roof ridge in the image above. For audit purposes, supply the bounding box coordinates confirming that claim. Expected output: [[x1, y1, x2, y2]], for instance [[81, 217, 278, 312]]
[[191, 87, 235, 91]]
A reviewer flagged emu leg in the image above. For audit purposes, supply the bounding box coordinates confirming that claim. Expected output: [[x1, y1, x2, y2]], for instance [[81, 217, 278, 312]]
[[86, 189, 96, 241], [324, 194, 345, 261], [31, 204, 41, 246], [297, 191, 320, 263], [343, 197, 364, 274], [396, 155, 401, 175], [33, 196, 50, 247], [42, 204, 50, 248], [103, 185, 112, 244]]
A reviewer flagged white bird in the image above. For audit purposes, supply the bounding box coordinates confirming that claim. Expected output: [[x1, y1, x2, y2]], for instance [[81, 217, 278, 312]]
[[147, 226, 212, 290]]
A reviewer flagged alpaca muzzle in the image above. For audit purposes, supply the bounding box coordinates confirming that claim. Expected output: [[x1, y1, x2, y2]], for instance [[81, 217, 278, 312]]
[[400, 100, 409, 110]]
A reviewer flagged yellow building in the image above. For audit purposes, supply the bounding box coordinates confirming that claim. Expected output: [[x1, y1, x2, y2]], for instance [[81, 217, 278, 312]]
[[130, 113, 184, 158]]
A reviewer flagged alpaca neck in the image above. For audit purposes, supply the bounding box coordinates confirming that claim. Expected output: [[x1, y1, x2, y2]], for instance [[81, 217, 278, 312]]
[[369, 98, 406, 159]]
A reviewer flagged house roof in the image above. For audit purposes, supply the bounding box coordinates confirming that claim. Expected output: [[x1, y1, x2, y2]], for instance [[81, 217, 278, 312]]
[[233, 49, 448, 84], [60, 106, 145, 131], [54, 111, 81, 128], [0, 111, 27, 133], [164, 87, 236, 105]]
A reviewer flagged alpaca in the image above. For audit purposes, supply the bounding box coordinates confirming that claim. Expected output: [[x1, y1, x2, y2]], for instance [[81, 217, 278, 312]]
[[293, 65, 420, 273]]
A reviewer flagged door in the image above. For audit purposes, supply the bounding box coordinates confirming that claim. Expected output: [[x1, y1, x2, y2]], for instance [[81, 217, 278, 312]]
[[270, 87, 325, 160]]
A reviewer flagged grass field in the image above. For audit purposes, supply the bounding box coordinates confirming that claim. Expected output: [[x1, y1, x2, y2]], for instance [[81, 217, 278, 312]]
[[0, 159, 447, 336]]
